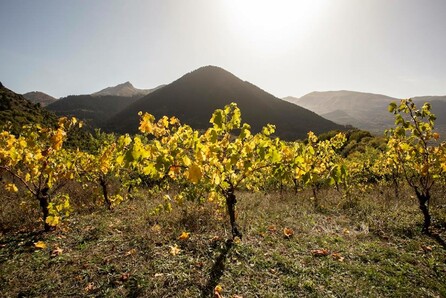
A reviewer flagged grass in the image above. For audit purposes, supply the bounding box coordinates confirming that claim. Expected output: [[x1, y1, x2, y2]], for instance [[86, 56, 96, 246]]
[[1, 185, 446, 297]]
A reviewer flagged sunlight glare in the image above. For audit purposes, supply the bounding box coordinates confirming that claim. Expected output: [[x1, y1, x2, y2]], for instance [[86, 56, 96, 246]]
[[223, 0, 329, 52]]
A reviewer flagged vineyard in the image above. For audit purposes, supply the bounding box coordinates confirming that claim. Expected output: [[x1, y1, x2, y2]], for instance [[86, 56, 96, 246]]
[[1, 100, 446, 297]]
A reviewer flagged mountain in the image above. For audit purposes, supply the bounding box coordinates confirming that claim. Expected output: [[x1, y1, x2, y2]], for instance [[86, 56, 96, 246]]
[[92, 81, 164, 97], [285, 91, 446, 135], [23, 91, 57, 107], [106, 66, 345, 140], [413, 96, 446, 125], [285, 91, 398, 134], [0, 82, 57, 134], [46, 94, 141, 128]]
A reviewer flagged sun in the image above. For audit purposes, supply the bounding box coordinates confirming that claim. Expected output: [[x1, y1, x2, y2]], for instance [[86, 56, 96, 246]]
[[222, 0, 329, 50]]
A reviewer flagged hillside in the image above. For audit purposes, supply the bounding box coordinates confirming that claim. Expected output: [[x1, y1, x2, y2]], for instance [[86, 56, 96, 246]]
[[107, 66, 345, 140], [92, 81, 164, 97], [0, 83, 57, 134], [285, 91, 446, 135], [46, 95, 141, 128], [23, 91, 57, 107], [413, 96, 446, 125]]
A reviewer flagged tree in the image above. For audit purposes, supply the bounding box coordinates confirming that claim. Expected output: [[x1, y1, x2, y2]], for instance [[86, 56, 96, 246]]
[[0, 117, 81, 231], [294, 131, 346, 207], [76, 134, 131, 209], [136, 103, 279, 239], [185, 103, 279, 239], [386, 99, 445, 233]]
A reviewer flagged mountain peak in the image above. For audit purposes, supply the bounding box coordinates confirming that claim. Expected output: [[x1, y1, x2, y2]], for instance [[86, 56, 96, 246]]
[[23, 91, 57, 107], [106, 65, 345, 140], [92, 81, 161, 97]]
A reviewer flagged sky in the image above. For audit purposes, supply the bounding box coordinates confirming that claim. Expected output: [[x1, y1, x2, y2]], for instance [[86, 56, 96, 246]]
[[1, 0, 445, 99]]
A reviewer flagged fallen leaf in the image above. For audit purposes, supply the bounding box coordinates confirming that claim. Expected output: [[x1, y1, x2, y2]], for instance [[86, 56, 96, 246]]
[[154, 273, 164, 277], [233, 237, 241, 244], [178, 231, 190, 240], [151, 224, 162, 233], [51, 247, 63, 257], [342, 228, 350, 235], [211, 236, 221, 242], [268, 225, 277, 232], [214, 284, 223, 298], [331, 252, 345, 262], [120, 272, 130, 282], [84, 282, 95, 292], [125, 248, 137, 256], [283, 227, 294, 238], [421, 245, 432, 252], [169, 244, 181, 256], [34, 241, 47, 249], [311, 249, 330, 257]]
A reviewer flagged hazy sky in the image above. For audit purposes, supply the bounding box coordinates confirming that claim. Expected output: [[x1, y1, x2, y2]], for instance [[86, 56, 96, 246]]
[[1, 0, 445, 98]]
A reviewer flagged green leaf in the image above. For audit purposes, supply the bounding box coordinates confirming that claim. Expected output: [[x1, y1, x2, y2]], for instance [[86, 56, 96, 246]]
[[210, 109, 224, 129], [388, 102, 397, 113]]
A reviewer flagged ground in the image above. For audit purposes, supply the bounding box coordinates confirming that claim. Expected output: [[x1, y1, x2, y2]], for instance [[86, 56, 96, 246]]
[[1, 186, 446, 297]]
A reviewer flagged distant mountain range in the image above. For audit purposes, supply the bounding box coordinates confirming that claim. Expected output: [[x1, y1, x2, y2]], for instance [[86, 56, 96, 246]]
[[46, 95, 142, 128], [92, 81, 164, 97], [44, 82, 164, 128], [106, 66, 345, 140], [6, 66, 445, 139], [284, 91, 446, 135], [23, 91, 58, 107]]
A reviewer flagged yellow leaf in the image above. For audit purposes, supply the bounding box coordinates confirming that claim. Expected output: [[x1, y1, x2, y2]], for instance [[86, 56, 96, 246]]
[[187, 163, 202, 184], [5, 183, 18, 192], [182, 155, 192, 166], [125, 248, 137, 256], [169, 116, 179, 125], [214, 285, 223, 297], [151, 224, 162, 233], [178, 231, 190, 240], [208, 191, 218, 202], [139, 113, 155, 134], [46, 215, 60, 226], [169, 244, 181, 256], [34, 241, 47, 249], [51, 129, 65, 150]]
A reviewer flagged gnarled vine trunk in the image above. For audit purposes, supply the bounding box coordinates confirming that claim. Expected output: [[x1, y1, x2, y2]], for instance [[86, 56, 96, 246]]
[[224, 187, 242, 240], [415, 189, 431, 234], [37, 187, 51, 231], [99, 177, 112, 210]]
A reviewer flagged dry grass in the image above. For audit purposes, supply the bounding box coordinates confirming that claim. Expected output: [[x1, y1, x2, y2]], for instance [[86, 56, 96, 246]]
[[1, 184, 446, 297]]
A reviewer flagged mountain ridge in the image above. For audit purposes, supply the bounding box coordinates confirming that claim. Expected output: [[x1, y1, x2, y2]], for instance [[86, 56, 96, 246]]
[[0, 84, 57, 134], [284, 90, 446, 135], [23, 91, 57, 107], [106, 66, 345, 140], [92, 81, 165, 97]]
